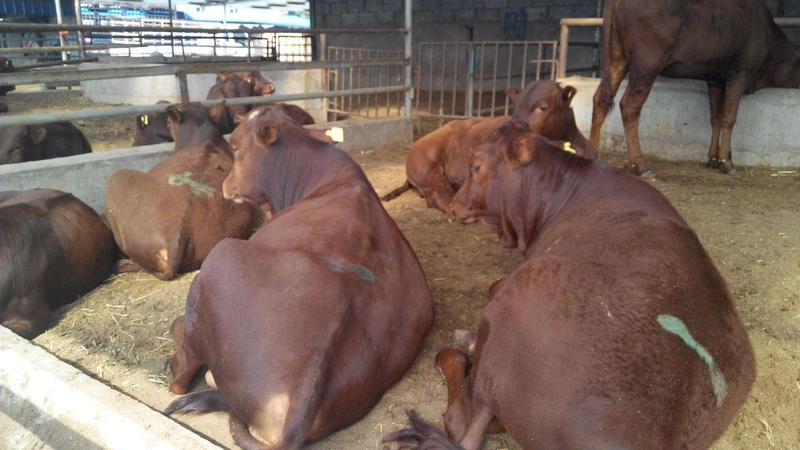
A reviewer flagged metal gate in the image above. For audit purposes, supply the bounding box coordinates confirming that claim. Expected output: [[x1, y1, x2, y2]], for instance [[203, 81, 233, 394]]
[[414, 40, 559, 119], [326, 46, 406, 119]]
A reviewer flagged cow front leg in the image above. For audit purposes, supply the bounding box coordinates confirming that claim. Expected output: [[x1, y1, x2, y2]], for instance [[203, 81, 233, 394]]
[[718, 76, 749, 174], [706, 83, 724, 169], [619, 71, 658, 177]]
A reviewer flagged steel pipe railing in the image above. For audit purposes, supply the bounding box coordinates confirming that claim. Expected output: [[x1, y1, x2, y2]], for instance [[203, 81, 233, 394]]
[[0, 23, 405, 35], [0, 84, 412, 127]]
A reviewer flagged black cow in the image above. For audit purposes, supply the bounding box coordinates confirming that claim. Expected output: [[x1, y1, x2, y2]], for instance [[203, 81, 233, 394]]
[[0, 122, 92, 165]]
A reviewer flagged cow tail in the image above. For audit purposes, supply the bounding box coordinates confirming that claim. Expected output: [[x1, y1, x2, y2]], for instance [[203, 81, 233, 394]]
[[382, 410, 466, 450], [164, 390, 229, 416], [229, 413, 270, 450], [381, 180, 413, 202]]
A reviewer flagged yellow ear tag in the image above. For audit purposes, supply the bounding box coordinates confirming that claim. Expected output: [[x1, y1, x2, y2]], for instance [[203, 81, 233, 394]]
[[563, 141, 576, 154], [325, 127, 344, 143], [141, 115, 149, 126]]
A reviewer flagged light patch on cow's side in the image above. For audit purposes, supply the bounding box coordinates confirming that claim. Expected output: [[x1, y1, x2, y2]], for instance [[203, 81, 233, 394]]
[[167, 172, 215, 198], [253, 393, 290, 445], [657, 314, 728, 407], [318, 256, 375, 283], [248, 109, 264, 120]]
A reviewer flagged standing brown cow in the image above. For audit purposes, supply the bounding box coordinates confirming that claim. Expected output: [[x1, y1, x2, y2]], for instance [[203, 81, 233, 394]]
[[382, 80, 594, 213], [164, 107, 434, 448], [206, 71, 276, 122], [386, 123, 755, 450], [591, 0, 800, 176], [1, 189, 114, 339], [106, 103, 257, 281]]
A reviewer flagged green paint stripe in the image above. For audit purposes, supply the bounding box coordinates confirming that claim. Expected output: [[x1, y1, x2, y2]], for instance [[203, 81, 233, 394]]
[[657, 314, 728, 407], [167, 172, 215, 198], [319, 256, 375, 283]]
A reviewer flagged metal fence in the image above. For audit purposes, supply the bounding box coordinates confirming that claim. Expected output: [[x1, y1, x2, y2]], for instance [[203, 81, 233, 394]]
[[414, 40, 559, 120], [325, 46, 406, 119]]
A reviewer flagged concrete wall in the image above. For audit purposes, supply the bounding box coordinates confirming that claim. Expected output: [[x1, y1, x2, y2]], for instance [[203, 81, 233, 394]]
[[0, 117, 412, 213], [565, 76, 800, 167], [80, 63, 326, 123]]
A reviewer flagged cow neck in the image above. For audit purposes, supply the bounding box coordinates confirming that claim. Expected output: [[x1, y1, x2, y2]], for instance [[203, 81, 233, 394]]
[[174, 123, 228, 152], [500, 146, 590, 254], [262, 126, 363, 213]]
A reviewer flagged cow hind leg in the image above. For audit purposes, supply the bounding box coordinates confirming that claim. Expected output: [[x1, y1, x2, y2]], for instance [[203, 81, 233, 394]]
[[590, 21, 628, 151], [168, 316, 204, 395], [705, 83, 724, 169], [718, 76, 749, 174], [2, 290, 51, 339], [619, 71, 658, 177]]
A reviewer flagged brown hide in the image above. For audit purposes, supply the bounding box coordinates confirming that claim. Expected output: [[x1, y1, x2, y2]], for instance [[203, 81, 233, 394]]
[[382, 80, 593, 213], [590, 0, 800, 176], [388, 125, 754, 450], [106, 104, 257, 281], [166, 108, 434, 448], [0, 190, 114, 339], [206, 71, 276, 121]]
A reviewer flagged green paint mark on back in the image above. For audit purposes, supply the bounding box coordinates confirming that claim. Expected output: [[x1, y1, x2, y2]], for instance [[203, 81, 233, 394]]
[[319, 256, 375, 283], [657, 314, 728, 407], [167, 172, 215, 198]]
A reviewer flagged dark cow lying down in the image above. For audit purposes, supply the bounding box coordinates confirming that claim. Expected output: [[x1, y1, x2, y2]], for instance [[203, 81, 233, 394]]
[[382, 80, 594, 213], [0, 189, 114, 339], [165, 108, 434, 448], [106, 103, 257, 281], [590, 0, 800, 176], [386, 124, 755, 449], [0, 122, 91, 165]]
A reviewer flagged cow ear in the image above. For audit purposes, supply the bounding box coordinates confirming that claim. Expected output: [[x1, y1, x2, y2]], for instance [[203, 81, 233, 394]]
[[137, 114, 150, 129], [562, 85, 577, 106], [256, 122, 279, 147], [504, 133, 536, 167], [218, 72, 229, 82], [506, 86, 521, 103], [29, 126, 47, 144], [166, 105, 183, 124]]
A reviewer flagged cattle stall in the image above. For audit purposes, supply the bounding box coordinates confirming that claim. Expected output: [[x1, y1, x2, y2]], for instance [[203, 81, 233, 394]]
[[1, 3, 800, 450]]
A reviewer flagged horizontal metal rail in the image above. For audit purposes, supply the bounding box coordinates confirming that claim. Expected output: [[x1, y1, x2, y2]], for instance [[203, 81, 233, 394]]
[[13, 57, 99, 71], [0, 59, 407, 85], [0, 44, 147, 54], [0, 23, 405, 35], [557, 16, 800, 78], [0, 84, 412, 127]]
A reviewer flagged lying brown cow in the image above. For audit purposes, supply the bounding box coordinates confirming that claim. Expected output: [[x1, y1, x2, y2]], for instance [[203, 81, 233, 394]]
[[386, 123, 755, 449], [591, 0, 800, 176], [1, 189, 114, 339], [382, 80, 594, 212], [106, 103, 257, 281], [165, 107, 434, 448], [207, 71, 276, 122]]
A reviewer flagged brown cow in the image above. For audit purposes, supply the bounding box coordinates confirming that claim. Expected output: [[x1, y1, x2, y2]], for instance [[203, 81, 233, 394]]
[[164, 107, 434, 448], [386, 123, 755, 449], [590, 0, 800, 176], [382, 80, 594, 213], [1, 189, 114, 339], [133, 101, 235, 147], [206, 71, 276, 122], [106, 103, 257, 281]]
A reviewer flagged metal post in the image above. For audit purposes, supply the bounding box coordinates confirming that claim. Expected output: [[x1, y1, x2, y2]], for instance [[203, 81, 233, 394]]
[[168, 0, 175, 58], [557, 23, 569, 79], [465, 44, 475, 117], [54, 0, 68, 61], [177, 72, 189, 103], [74, 0, 85, 59], [403, 0, 412, 118], [320, 33, 328, 121]]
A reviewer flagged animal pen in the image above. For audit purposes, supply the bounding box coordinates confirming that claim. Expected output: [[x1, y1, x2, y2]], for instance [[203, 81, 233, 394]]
[[1, 3, 800, 449]]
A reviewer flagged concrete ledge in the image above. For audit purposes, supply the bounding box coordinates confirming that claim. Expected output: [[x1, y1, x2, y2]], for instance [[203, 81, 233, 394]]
[[0, 326, 222, 450], [0, 118, 413, 213], [563, 76, 800, 167]]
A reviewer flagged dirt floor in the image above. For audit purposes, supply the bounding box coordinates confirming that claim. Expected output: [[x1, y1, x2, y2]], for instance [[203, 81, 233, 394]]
[[6, 90, 798, 449]]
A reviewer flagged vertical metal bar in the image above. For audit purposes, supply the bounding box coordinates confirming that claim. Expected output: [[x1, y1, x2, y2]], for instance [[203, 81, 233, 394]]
[[551, 42, 557, 79], [477, 43, 485, 117], [490, 43, 499, 116], [54, 0, 67, 61], [319, 34, 328, 121], [520, 41, 529, 89], [535, 42, 543, 80], [177, 72, 189, 103], [465, 43, 474, 117], [427, 44, 434, 114], [504, 43, 513, 115], [247, 31, 252, 62], [415, 43, 422, 113], [451, 42, 459, 116], [348, 50, 354, 112], [558, 24, 569, 78], [439, 43, 447, 116], [74, 0, 85, 58], [403, 0, 412, 118], [168, 0, 175, 58]]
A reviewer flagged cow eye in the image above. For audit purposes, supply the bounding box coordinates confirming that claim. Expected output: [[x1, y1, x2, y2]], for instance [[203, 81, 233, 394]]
[[538, 104, 550, 111], [470, 164, 481, 173]]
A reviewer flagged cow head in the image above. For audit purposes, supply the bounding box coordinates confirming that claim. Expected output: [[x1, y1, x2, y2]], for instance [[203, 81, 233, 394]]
[[235, 71, 276, 96], [133, 111, 171, 146], [215, 72, 255, 122], [0, 125, 46, 165], [759, 42, 800, 89], [508, 80, 577, 138], [223, 108, 288, 205], [166, 102, 228, 150]]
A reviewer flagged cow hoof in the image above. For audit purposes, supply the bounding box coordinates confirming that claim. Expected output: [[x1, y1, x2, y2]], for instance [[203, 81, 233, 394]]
[[705, 158, 720, 169], [719, 161, 736, 174]]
